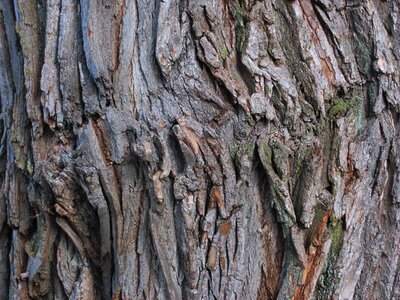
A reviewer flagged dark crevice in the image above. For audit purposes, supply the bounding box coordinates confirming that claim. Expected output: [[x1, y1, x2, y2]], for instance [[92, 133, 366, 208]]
[[97, 177, 115, 300], [235, 54, 255, 95]]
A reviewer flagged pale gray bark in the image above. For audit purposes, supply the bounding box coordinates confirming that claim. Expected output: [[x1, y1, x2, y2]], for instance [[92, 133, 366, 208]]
[[0, 0, 400, 299]]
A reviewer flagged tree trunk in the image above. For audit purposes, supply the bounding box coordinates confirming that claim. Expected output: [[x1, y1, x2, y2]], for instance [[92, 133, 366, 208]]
[[1, 0, 400, 299]]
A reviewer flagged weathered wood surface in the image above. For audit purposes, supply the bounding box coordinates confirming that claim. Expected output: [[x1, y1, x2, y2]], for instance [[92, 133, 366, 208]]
[[0, 0, 400, 299]]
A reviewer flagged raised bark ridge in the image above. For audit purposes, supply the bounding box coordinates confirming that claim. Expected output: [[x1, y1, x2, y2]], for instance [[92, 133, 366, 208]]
[[0, 0, 400, 299]]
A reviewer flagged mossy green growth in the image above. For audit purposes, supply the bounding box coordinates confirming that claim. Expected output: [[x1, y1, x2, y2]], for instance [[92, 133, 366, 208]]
[[315, 116, 329, 135], [257, 139, 272, 167], [328, 92, 361, 120], [315, 215, 344, 299], [233, 0, 248, 52], [26, 159, 33, 175], [229, 141, 240, 160], [329, 99, 351, 118], [329, 215, 344, 255], [242, 142, 254, 156], [237, 141, 255, 159], [219, 47, 229, 60]]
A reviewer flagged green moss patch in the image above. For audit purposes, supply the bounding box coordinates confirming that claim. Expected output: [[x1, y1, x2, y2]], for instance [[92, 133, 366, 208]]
[[232, 0, 248, 52]]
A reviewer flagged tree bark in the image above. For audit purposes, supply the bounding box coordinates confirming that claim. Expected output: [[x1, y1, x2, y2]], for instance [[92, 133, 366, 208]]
[[1, 0, 400, 299]]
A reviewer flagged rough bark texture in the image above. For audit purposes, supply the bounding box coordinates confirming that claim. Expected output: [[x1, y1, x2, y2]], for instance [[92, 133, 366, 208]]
[[1, 0, 400, 299]]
